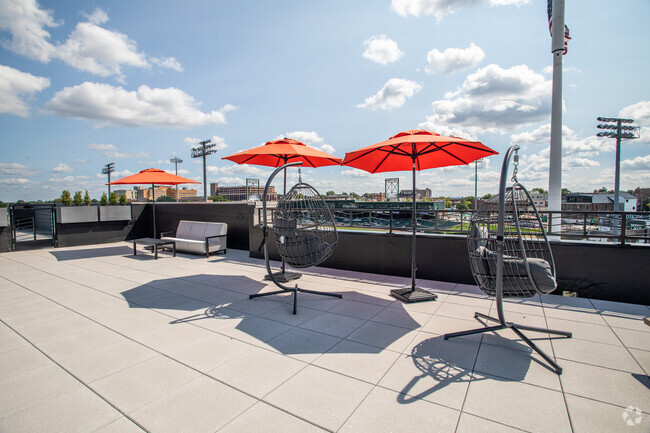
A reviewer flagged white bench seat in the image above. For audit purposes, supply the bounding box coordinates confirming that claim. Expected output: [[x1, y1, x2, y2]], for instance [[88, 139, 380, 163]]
[[160, 220, 227, 257]]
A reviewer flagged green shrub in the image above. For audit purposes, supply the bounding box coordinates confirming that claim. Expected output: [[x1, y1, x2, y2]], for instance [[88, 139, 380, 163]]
[[61, 190, 72, 206], [83, 191, 91, 206], [109, 192, 118, 205], [100, 192, 108, 205], [73, 191, 83, 206], [119, 193, 127, 205]]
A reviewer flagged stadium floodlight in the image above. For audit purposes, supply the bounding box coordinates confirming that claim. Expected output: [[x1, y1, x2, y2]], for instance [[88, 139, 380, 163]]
[[102, 162, 115, 195], [170, 157, 183, 202], [191, 139, 218, 201], [595, 117, 640, 231]]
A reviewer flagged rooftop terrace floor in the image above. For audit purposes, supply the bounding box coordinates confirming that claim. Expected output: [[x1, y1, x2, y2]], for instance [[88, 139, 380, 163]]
[[0, 242, 648, 432]]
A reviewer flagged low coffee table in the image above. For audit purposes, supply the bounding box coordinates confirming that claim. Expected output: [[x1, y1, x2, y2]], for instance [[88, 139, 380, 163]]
[[133, 238, 175, 259]]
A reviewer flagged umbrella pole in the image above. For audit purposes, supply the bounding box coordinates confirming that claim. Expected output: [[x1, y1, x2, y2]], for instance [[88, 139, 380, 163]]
[[390, 159, 438, 303], [152, 182, 156, 238]]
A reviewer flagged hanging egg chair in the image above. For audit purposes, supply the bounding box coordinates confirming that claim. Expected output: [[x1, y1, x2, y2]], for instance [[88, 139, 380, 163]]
[[445, 145, 572, 374], [250, 162, 342, 314], [273, 181, 338, 269]]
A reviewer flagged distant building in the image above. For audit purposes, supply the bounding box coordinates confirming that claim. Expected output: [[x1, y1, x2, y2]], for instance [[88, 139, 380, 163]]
[[563, 193, 637, 212], [135, 186, 168, 201], [168, 187, 197, 201], [530, 192, 548, 210], [633, 187, 650, 211], [367, 192, 385, 201], [210, 184, 277, 202], [112, 189, 137, 202], [399, 188, 431, 200]]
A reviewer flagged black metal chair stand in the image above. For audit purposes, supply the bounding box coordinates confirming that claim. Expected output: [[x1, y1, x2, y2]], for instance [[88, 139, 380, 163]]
[[251, 162, 342, 314], [444, 145, 571, 374]]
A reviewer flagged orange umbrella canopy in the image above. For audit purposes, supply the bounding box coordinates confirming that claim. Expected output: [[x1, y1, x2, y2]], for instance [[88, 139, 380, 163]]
[[107, 168, 199, 186], [222, 138, 342, 168], [342, 129, 498, 173]]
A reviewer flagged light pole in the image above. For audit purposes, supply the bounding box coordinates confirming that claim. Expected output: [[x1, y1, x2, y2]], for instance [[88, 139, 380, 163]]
[[170, 157, 183, 202], [596, 116, 640, 235], [191, 139, 217, 202], [474, 158, 484, 211], [102, 162, 115, 196]]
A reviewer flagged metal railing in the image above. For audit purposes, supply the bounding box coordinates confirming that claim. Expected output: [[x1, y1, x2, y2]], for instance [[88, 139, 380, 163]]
[[256, 206, 650, 245]]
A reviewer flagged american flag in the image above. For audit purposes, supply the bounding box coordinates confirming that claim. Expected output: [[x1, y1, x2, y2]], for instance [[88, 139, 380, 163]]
[[547, 0, 571, 55]]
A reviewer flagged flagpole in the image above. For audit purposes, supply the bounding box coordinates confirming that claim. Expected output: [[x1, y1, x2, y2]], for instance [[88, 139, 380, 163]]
[[548, 0, 565, 238]]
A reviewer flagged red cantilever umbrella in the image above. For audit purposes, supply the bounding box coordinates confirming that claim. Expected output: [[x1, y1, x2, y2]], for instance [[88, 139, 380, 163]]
[[223, 137, 342, 281], [108, 168, 199, 238], [343, 129, 498, 303]]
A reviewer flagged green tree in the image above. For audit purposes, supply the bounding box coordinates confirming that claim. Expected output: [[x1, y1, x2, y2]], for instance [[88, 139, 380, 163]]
[[118, 193, 127, 205], [481, 193, 493, 200], [209, 195, 231, 202], [61, 190, 72, 206], [109, 191, 118, 205], [325, 191, 335, 196], [155, 195, 175, 202], [83, 190, 91, 206], [72, 191, 83, 206], [531, 187, 548, 194], [0, 201, 7, 208], [100, 192, 109, 205], [561, 188, 571, 195]]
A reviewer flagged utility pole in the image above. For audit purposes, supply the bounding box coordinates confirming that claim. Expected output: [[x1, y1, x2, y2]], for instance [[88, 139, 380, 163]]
[[170, 157, 183, 202], [102, 162, 115, 196], [191, 139, 217, 202]]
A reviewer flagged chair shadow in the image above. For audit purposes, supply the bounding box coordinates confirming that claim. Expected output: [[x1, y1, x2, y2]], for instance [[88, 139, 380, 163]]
[[398, 334, 532, 404]]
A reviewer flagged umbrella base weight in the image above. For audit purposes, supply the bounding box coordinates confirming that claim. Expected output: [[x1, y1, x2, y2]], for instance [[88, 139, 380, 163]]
[[264, 271, 302, 283], [391, 287, 438, 303]]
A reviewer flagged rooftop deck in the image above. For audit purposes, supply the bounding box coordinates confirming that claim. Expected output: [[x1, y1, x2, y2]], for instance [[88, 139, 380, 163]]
[[0, 242, 648, 432]]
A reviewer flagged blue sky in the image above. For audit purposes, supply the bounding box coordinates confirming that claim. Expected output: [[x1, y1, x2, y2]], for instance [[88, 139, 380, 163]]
[[1, 0, 649, 202]]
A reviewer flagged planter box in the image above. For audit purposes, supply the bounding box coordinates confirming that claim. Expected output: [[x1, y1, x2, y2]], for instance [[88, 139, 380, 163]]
[[0, 208, 7, 227], [57, 206, 98, 223], [99, 206, 131, 221]]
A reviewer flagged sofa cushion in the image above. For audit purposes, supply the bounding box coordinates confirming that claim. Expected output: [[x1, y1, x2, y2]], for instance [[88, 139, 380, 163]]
[[176, 220, 192, 239]]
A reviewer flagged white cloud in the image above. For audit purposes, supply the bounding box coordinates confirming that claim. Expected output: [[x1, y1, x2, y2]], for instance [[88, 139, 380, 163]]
[[362, 34, 404, 65], [391, 0, 528, 19], [0, 0, 59, 61], [341, 169, 371, 178], [48, 175, 76, 184], [0, 64, 50, 116], [357, 78, 422, 110], [87, 143, 116, 151], [317, 144, 336, 155], [619, 100, 650, 126], [415, 120, 478, 141], [185, 136, 229, 150], [0, 177, 31, 186], [150, 56, 183, 72], [621, 155, 650, 170], [105, 151, 149, 159], [214, 177, 244, 186], [424, 64, 551, 133], [0, 2, 180, 80], [510, 123, 576, 144], [45, 82, 235, 128], [425, 43, 485, 75], [0, 162, 34, 175], [208, 164, 269, 177], [56, 20, 148, 82], [281, 131, 324, 145], [52, 163, 73, 173]]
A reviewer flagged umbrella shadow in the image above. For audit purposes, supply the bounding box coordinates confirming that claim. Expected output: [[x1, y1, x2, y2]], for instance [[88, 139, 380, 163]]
[[50, 245, 133, 261], [398, 335, 531, 404]]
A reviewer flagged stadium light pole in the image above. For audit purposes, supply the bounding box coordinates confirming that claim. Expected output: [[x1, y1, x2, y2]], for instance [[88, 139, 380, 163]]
[[191, 139, 217, 202], [170, 157, 183, 202], [596, 117, 640, 216], [102, 162, 115, 196]]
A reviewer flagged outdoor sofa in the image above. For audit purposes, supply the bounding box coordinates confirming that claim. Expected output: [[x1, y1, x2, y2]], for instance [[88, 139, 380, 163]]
[[160, 220, 227, 257]]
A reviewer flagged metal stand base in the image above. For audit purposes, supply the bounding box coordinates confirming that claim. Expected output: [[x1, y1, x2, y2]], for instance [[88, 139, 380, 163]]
[[390, 287, 438, 303], [250, 287, 342, 315], [264, 271, 302, 283], [444, 312, 572, 374]]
